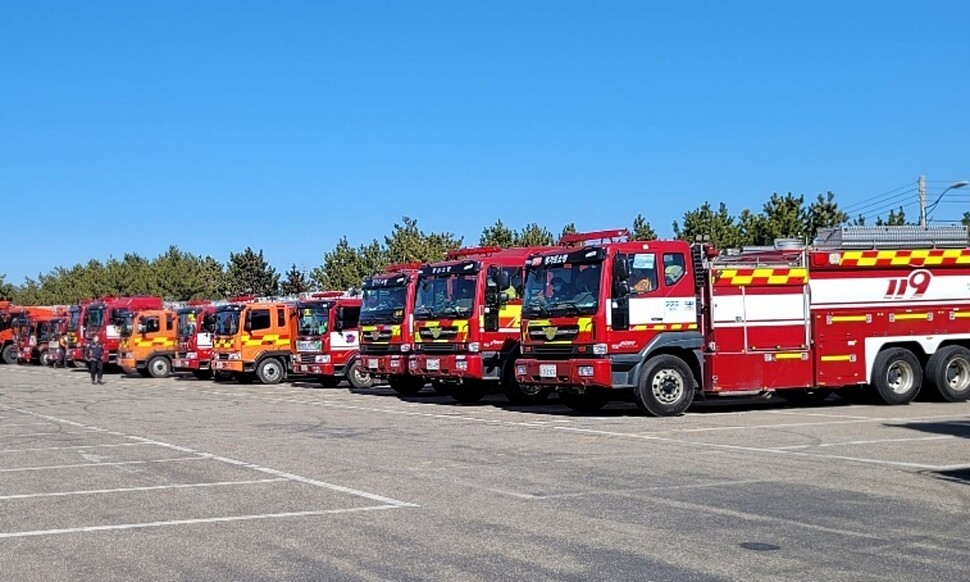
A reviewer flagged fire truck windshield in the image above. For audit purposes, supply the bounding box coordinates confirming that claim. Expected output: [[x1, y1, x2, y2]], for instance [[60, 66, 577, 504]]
[[117, 313, 135, 337], [523, 261, 602, 317], [214, 309, 239, 336], [68, 308, 82, 332], [297, 305, 329, 337], [414, 274, 476, 320], [361, 286, 407, 324], [85, 307, 105, 329]]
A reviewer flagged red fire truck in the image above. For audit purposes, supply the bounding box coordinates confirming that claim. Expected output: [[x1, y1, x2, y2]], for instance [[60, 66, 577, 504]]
[[65, 300, 92, 367], [410, 245, 562, 404], [14, 308, 67, 365], [515, 226, 970, 415], [358, 264, 428, 395], [172, 301, 218, 379], [289, 292, 372, 388], [82, 296, 164, 364]]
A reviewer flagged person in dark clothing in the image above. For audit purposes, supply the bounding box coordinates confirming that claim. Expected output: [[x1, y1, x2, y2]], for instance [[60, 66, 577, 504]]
[[85, 336, 106, 384]]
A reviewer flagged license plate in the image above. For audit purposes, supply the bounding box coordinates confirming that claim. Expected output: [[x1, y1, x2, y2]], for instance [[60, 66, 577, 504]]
[[213, 361, 224, 370], [539, 364, 557, 378], [367, 358, 379, 369], [426, 359, 440, 371], [49, 341, 59, 349]]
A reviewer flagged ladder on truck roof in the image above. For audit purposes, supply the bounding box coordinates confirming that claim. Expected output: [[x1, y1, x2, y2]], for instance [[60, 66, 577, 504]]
[[814, 225, 970, 250]]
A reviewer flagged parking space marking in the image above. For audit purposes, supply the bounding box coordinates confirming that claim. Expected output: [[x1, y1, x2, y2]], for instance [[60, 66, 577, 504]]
[[0, 478, 289, 500], [0, 442, 153, 454], [774, 435, 956, 450], [0, 456, 206, 473], [1, 405, 418, 509], [0, 431, 93, 439], [0, 504, 407, 540], [0, 422, 60, 428]]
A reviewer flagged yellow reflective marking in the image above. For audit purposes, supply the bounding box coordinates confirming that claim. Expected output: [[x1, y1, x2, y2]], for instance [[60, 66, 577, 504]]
[[821, 355, 852, 362]]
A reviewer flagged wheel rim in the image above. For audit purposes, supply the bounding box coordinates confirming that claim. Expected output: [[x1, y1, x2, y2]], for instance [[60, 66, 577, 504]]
[[945, 356, 970, 393], [886, 360, 915, 394], [352, 365, 370, 385], [652, 369, 685, 404], [152, 360, 168, 375], [264, 362, 282, 381]]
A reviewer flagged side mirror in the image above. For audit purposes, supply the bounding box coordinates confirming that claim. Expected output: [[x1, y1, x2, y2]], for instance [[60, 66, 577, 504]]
[[496, 270, 511, 291], [614, 280, 631, 297], [243, 317, 252, 333], [137, 324, 147, 334], [614, 257, 630, 281], [499, 291, 509, 304], [334, 306, 345, 331]]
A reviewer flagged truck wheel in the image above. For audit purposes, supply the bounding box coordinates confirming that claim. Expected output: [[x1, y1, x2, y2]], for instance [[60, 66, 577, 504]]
[[147, 356, 172, 379], [316, 375, 341, 388], [1, 344, 16, 365], [446, 380, 487, 403], [39, 350, 52, 367], [502, 364, 550, 405], [871, 348, 921, 405], [634, 355, 695, 416], [926, 345, 970, 402], [388, 375, 424, 395], [346, 359, 374, 389], [560, 389, 609, 412], [256, 358, 285, 385]]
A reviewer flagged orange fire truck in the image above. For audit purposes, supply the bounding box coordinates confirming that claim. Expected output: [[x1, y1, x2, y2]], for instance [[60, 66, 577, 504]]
[[172, 301, 219, 379], [410, 245, 562, 403], [289, 292, 372, 389], [118, 309, 178, 378], [212, 298, 294, 384], [358, 264, 427, 394], [515, 226, 970, 415]]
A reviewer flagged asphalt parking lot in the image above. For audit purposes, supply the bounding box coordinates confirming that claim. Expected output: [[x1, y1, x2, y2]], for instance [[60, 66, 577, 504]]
[[1, 365, 969, 581]]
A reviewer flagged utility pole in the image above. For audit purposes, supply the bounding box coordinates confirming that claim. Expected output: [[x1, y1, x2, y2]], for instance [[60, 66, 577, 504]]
[[918, 175, 927, 227]]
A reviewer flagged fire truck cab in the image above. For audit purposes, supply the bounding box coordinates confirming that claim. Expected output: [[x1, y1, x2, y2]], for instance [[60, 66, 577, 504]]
[[172, 302, 218, 379], [358, 264, 426, 395], [212, 299, 296, 385], [290, 292, 371, 389], [14, 308, 66, 365], [118, 309, 178, 378], [82, 296, 164, 364], [516, 226, 970, 415], [411, 245, 561, 404]]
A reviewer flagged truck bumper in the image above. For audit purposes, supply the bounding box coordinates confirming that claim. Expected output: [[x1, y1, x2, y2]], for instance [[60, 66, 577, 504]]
[[361, 354, 411, 378], [412, 353, 482, 379], [514, 357, 613, 389], [211, 360, 244, 373], [119, 358, 139, 375], [172, 357, 210, 371], [292, 362, 336, 376]]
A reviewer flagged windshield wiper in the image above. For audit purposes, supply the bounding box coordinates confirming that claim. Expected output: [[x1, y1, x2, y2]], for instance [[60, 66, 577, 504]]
[[548, 301, 583, 315], [414, 305, 436, 318], [525, 298, 550, 317]]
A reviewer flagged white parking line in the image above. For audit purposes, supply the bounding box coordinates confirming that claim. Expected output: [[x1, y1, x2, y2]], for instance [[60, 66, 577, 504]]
[[1, 405, 417, 509], [0, 431, 93, 439], [0, 478, 289, 500], [774, 435, 956, 450], [0, 504, 407, 539], [0, 442, 153, 454], [0, 456, 206, 473], [0, 422, 58, 428]]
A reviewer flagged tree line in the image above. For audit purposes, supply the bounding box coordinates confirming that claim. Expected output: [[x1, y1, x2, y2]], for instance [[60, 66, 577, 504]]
[[0, 192, 918, 304]]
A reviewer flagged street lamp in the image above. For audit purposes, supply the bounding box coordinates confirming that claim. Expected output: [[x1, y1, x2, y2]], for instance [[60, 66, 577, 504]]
[[926, 180, 970, 221]]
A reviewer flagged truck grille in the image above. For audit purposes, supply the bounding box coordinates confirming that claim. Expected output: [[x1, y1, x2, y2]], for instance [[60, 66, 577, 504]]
[[417, 343, 459, 354], [528, 324, 579, 342], [531, 345, 579, 358], [418, 326, 459, 340], [360, 344, 401, 355], [362, 329, 394, 342]]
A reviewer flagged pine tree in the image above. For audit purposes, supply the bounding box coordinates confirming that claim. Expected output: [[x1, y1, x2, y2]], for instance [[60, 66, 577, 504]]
[[630, 214, 657, 241], [226, 247, 280, 296], [281, 264, 311, 295]]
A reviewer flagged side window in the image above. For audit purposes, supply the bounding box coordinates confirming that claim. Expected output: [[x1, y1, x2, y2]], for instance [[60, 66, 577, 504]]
[[663, 253, 686, 286], [501, 267, 523, 299], [166, 314, 175, 331], [144, 317, 160, 333], [250, 309, 271, 332], [341, 306, 361, 328], [201, 313, 215, 334], [628, 253, 658, 295], [277, 308, 286, 328]]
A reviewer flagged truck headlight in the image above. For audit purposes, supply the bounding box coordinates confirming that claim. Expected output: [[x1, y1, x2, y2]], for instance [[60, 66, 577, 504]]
[[187, 352, 198, 359], [228, 352, 242, 361], [578, 366, 595, 377], [592, 343, 608, 356], [468, 342, 480, 353], [315, 355, 331, 364], [400, 344, 411, 353]]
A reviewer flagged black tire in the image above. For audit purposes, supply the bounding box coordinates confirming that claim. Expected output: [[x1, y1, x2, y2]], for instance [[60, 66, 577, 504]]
[[346, 359, 375, 389], [775, 388, 833, 406], [316, 375, 341, 388], [871, 348, 922, 405], [560, 389, 609, 412], [192, 370, 213, 380], [446, 380, 488, 403], [502, 362, 550, 405], [147, 356, 172, 379], [926, 345, 970, 402], [634, 355, 695, 416], [388, 375, 425, 395], [1, 344, 16, 365], [256, 357, 286, 385]]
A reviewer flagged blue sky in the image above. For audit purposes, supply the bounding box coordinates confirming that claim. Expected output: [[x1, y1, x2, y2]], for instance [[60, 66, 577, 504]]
[[2, 1, 968, 281]]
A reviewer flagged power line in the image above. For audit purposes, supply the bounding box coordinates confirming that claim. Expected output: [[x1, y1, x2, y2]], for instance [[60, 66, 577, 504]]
[[842, 181, 916, 213], [843, 188, 917, 215]]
